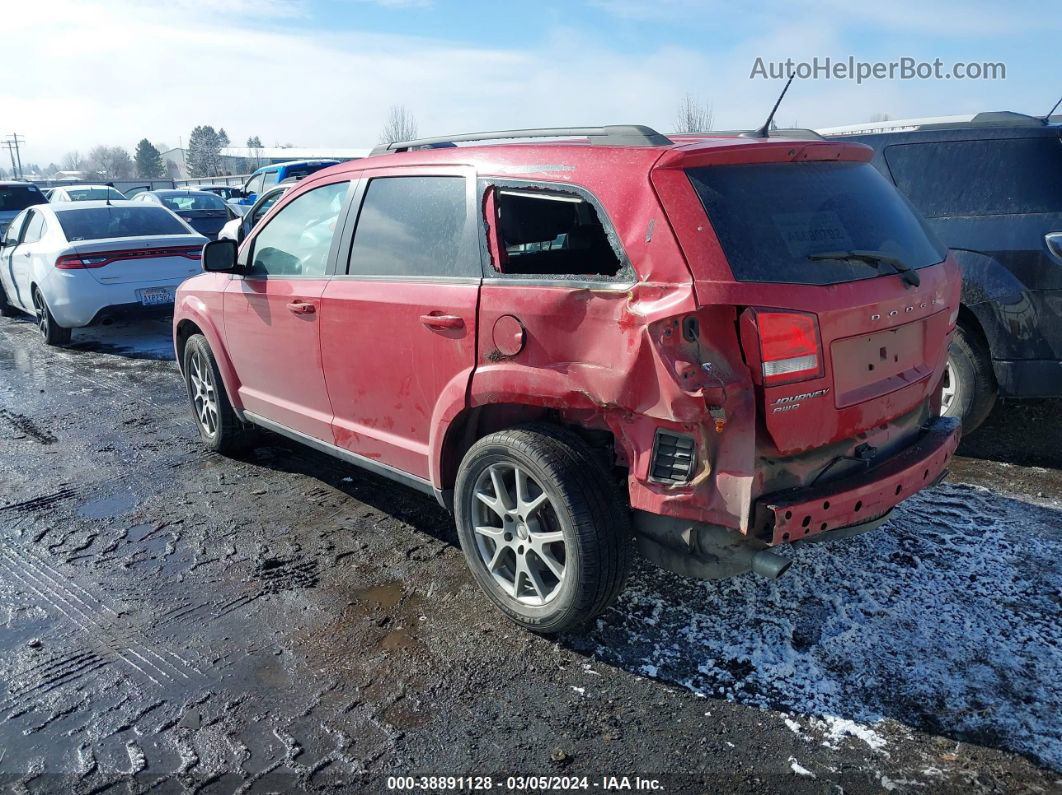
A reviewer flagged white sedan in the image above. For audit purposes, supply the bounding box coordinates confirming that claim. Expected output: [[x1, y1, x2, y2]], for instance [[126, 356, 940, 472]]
[[48, 185, 128, 202], [0, 201, 206, 345]]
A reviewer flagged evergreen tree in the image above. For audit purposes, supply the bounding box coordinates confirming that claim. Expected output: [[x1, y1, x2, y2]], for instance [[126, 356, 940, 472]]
[[134, 138, 165, 178], [187, 125, 222, 178]]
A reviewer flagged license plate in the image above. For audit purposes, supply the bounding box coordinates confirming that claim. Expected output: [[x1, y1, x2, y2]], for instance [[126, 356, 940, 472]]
[[138, 287, 174, 306]]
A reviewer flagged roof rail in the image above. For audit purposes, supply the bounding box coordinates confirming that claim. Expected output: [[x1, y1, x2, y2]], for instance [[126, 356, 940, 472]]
[[818, 110, 1050, 137], [370, 125, 673, 155]]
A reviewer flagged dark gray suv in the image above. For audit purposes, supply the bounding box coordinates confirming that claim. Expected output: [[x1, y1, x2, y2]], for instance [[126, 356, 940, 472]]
[[822, 111, 1062, 431]]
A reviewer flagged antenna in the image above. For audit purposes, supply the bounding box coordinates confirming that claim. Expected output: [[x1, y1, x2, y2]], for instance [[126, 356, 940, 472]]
[[753, 74, 795, 138], [1042, 92, 1062, 123]]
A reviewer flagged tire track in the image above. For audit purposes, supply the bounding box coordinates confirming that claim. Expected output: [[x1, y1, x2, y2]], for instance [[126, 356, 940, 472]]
[[0, 544, 208, 699]]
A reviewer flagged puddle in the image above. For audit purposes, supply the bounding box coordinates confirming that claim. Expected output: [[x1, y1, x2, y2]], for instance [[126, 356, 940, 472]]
[[377, 628, 419, 652], [77, 491, 137, 519], [352, 582, 404, 609]]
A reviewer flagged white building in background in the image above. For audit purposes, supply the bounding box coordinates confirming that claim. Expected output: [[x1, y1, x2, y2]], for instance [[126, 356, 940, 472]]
[[160, 146, 371, 179]]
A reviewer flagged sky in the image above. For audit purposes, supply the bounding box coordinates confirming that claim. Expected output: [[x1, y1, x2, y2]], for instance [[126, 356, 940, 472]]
[[4, 0, 1059, 167]]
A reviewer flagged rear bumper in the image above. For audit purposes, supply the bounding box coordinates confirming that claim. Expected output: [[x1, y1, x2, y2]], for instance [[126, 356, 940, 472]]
[[755, 415, 961, 546], [47, 275, 185, 328], [993, 359, 1062, 398], [87, 301, 174, 326]]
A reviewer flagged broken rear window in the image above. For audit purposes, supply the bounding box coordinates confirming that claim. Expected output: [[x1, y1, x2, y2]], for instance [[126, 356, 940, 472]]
[[494, 188, 622, 278], [687, 161, 947, 286]]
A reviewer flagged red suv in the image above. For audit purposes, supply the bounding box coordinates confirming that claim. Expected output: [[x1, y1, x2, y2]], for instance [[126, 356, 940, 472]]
[[174, 125, 961, 633]]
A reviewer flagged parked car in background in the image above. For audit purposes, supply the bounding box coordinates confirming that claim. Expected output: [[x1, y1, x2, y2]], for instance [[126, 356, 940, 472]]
[[133, 189, 234, 240], [191, 184, 247, 203], [237, 159, 339, 206], [0, 181, 48, 238], [49, 185, 127, 202], [218, 184, 289, 242], [0, 201, 205, 344], [175, 125, 961, 632], [821, 111, 1062, 431]]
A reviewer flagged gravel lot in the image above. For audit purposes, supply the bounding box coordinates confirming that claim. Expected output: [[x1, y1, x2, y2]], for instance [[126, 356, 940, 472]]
[[1, 315, 1059, 794]]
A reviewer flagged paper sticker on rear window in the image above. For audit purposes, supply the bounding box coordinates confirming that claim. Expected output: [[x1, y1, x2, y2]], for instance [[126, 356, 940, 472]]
[[772, 211, 853, 257]]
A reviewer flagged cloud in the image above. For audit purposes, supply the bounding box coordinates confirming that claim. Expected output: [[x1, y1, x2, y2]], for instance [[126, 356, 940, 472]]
[[1, 0, 1048, 166]]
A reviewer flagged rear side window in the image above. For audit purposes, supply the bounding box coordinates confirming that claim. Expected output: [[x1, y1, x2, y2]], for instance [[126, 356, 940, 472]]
[[21, 211, 46, 244], [347, 176, 475, 278], [687, 162, 947, 286], [884, 137, 1062, 217], [249, 181, 348, 277], [56, 206, 191, 241], [494, 189, 622, 277], [0, 185, 46, 212]]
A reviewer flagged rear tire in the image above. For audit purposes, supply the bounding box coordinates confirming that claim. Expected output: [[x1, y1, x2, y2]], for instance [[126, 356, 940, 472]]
[[454, 424, 632, 634], [942, 324, 996, 434], [32, 287, 71, 346], [182, 333, 257, 455]]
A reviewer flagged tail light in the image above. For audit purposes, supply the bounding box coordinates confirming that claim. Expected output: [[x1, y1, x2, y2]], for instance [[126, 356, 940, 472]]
[[55, 254, 109, 269], [54, 246, 201, 270], [749, 309, 823, 386]]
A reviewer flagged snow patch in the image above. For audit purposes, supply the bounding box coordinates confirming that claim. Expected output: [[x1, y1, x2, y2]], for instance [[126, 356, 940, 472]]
[[588, 484, 1062, 770], [788, 757, 815, 778]]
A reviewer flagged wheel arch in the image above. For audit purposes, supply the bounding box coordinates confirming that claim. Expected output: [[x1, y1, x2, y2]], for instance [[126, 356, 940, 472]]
[[173, 300, 244, 414], [435, 402, 620, 496]]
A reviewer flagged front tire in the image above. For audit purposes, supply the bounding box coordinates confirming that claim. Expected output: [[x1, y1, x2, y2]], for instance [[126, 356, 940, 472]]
[[32, 287, 71, 346], [182, 334, 257, 455], [942, 324, 997, 434], [454, 424, 632, 634]]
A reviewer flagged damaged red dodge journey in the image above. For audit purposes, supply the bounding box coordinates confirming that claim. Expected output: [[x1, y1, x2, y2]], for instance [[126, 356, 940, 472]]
[[174, 125, 961, 632]]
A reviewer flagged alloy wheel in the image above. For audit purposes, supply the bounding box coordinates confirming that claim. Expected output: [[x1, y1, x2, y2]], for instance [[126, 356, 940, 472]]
[[472, 462, 567, 606], [941, 358, 959, 415], [189, 350, 219, 437], [32, 291, 48, 340]]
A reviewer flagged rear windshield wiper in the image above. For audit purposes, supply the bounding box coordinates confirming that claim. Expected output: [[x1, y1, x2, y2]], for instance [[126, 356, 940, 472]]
[[807, 249, 921, 287]]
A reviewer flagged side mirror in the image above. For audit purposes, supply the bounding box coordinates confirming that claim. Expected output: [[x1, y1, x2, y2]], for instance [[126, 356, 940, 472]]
[[202, 239, 240, 273]]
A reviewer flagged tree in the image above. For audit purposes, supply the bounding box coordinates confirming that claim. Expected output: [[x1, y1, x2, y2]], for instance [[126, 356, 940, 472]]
[[84, 145, 133, 179], [674, 94, 713, 133], [378, 105, 418, 144], [245, 135, 264, 169], [134, 139, 165, 178], [218, 128, 231, 150], [62, 151, 83, 171], [187, 125, 222, 178]]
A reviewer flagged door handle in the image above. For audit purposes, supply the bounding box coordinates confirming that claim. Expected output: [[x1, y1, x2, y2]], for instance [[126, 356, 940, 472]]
[[419, 313, 464, 330], [287, 300, 316, 315]]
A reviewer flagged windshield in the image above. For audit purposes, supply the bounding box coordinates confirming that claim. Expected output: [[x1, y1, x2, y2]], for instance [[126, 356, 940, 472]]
[[687, 161, 947, 285], [159, 193, 227, 211], [0, 185, 47, 212], [65, 187, 126, 201], [56, 206, 191, 241]]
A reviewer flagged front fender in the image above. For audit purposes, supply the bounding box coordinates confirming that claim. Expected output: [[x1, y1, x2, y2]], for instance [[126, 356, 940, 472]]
[[173, 294, 245, 415]]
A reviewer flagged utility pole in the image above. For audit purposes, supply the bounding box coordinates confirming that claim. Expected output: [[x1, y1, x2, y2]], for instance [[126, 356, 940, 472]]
[[3, 141, 16, 177], [3, 134, 25, 179]]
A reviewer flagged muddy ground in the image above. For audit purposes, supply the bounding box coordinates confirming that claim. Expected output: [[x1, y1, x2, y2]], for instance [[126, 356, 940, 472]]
[[0, 315, 1059, 794]]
